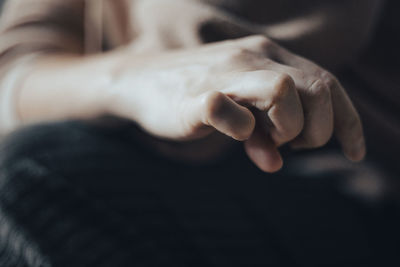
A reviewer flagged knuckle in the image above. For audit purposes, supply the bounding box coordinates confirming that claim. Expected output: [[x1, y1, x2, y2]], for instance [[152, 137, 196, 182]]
[[271, 73, 295, 102], [249, 35, 273, 50], [296, 70, 308, 80], [319, 71, 338, 88], [309, 79, 331, 104], [225, 47, 252, 63]]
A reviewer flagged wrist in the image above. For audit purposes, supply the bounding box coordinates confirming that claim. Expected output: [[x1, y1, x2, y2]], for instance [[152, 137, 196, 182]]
[[101, 49, 148, 124]]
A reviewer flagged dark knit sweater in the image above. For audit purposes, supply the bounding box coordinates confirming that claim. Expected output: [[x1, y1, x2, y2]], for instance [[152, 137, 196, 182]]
[[0, 121, 400, 267]]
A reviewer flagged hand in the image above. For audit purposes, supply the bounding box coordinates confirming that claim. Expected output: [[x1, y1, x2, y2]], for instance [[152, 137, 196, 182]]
[[106, 35, 366, 172]]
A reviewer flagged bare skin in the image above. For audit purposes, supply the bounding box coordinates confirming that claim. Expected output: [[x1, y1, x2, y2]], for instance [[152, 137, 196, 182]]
[[18, 35, 365, 172]]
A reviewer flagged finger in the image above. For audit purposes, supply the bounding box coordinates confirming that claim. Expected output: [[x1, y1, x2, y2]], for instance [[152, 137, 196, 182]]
[[326, 75, 366, 161], [221, 70, 304, 145], [266, 81, 304, 146], [264, 62, 334, 148], [262, 48, 366, 160], [244, 110, 283, 173], [195, 91, 256, 141], [290, 80, 333, 149]]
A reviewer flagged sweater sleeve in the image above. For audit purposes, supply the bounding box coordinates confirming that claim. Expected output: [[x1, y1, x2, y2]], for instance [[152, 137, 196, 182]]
[[0, 0, 89, 136]]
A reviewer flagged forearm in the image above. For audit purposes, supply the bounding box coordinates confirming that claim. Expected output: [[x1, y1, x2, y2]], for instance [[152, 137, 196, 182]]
[[17, 51, 121, 126]]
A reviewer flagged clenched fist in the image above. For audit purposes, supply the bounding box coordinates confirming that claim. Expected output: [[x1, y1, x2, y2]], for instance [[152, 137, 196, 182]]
[[107, 35, 365, 172]]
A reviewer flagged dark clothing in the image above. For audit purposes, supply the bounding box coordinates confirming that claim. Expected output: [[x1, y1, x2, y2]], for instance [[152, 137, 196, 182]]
[[0, 121, 399, 266], [0, 1, 399, 266]]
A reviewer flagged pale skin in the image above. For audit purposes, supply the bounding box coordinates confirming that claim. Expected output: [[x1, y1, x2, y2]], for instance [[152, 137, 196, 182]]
[[18, 35, 365, 172]]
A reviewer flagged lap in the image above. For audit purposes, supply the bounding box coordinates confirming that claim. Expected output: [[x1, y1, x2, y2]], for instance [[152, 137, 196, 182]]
[[0, 121, 398, 266]]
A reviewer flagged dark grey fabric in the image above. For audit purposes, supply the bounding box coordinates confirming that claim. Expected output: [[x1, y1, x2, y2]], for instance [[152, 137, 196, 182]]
[[0, 121, 399, 266]]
